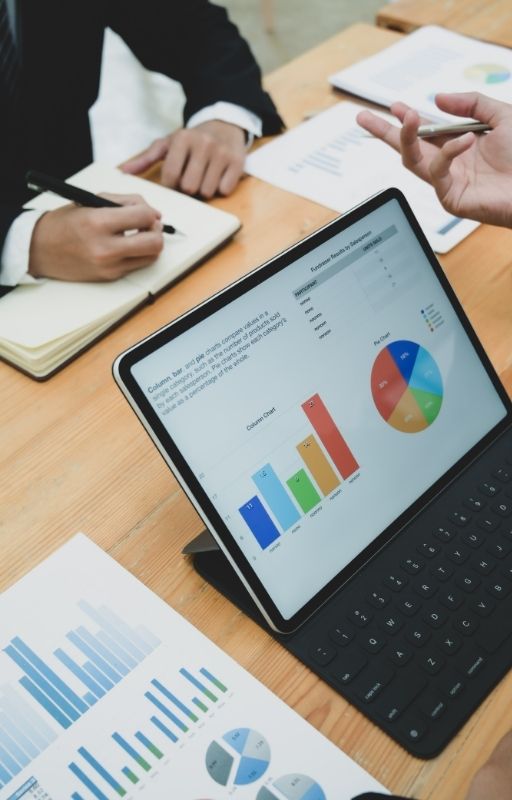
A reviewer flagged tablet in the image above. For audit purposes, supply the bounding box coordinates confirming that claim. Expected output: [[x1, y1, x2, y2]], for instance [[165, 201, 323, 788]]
[[113, 188, 509, 633]]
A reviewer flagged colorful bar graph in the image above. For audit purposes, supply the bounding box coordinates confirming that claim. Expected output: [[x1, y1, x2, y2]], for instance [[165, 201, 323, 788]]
[[112, 733, 151, 772], [180, 668, 218, 703], [145, 691, 189, 732], [151, 715, 178, 743], [239, 496, 280, 549], [78, 747, 126, 797], [252, 464, 300, 530], [151, 679, 198, 722], [200, 667, 227, 693], [192, 697, 208, 713], [286, 469, 321, 513], [297, 434, 340, 495], [122, 766, 139, 784], [135, 731, 163, 759], [69, 761, 109, 800], [302, 393, 359, 478]]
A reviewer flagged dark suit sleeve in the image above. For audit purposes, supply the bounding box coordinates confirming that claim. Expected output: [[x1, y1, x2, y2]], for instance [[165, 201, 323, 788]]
[[106, 0, 283, 134], [0, 205, 24, 294]]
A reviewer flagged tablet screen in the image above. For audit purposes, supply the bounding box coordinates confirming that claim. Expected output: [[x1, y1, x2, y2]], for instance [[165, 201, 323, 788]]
[[126, 196, 507, 622]]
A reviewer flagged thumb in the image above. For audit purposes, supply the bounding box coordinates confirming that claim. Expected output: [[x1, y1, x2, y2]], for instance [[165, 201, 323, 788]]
[[120, 138, 169, 175]]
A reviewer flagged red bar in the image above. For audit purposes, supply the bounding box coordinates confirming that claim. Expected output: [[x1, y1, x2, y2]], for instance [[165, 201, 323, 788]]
[[301, 393, 359, 479]]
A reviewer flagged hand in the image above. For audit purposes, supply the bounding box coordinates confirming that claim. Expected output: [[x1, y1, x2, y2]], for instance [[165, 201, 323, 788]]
[[28, 194, 164, 282], [356, 92, 512, 228], [121, 120, 247, 199], [466, 729, 512, 800]]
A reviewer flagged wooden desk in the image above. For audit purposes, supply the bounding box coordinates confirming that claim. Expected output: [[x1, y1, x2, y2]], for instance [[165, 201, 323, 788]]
[[2, 23, 512, 799], [377, 0, 512, 47]]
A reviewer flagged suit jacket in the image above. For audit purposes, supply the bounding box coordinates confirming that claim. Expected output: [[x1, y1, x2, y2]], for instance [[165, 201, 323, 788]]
[[0, 0, 283, 292]]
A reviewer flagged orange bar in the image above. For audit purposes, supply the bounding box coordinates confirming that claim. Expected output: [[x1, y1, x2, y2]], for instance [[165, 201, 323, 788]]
[[301, 393, 359, 479], [296, 434, 340, 496]]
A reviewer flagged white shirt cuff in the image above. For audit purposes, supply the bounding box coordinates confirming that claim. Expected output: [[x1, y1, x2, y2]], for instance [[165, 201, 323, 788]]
[[187, 101, 262, 148], [0, 209, 47, 286]]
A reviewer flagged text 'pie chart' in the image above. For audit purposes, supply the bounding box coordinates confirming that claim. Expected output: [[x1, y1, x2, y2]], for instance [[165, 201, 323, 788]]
[[371, 340, 443, 433]]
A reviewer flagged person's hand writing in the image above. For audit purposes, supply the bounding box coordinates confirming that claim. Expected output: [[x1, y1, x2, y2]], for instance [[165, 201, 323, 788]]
[[357, 92, 512, 228], [121, 120, 246, 199], [466, 729, 512, 800], [28, 194, 164, 282]]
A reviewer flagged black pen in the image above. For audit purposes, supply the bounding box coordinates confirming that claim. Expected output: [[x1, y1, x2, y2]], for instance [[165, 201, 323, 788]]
[[26, 170, 182, 235]]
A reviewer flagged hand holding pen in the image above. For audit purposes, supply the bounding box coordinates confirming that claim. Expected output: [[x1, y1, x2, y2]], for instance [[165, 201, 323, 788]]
[[356, 92, 512, 229]]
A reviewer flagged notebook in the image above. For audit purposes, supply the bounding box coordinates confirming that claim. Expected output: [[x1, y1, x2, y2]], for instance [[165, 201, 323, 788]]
[[0, 164, 240, 380], [113, 188, 512, 757], [329, 25, 512, 123]]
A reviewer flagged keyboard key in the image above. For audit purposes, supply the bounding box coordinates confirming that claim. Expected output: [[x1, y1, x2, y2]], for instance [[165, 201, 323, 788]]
[[401, 558, 424, 575], [455, 573, 481, 593], [487, 540, 512, 559], [447, 545, 469, 565], [475, 600, 512, 652], [361, 632, 386, 653], [462, 531, 484, 549], [470, 596, 495, 617], [439, 668, 465, 698], [414, 579, 437, 599], [439, 589, 464, 609], [461, 652, 486, 678], [375, 672, 426, 721], [417, 690, 446, 720], [348, 607, 373, 627], [479, 481, 500, 498], [399, 714, 428, 743], [492, 500, 512, 517], [423, 608, 447, 628], [472, 556, 495, 576], [310, 643, 337, 666], [438, 632, 462, 654], [417, 542, 439, 558], [383, 574, 408, 592], [329, 624, 354, 647], [493, 467, 511, 483], [367, 589, 390, 609], [421, 652, 445, 675], [433, 526, 455, 543], [449, 510, 471, 527], [379, 614, 404, 635], [354, 662, 395, 703], [389, 644, 413, 666], [464, 496, 485, 512], [406, 625, 431, 647], [330, 650, 367, 685], [397, 596, 420, 616], [430, 563, 453, 582], [454, 614, 479, 636], [478, 516, 500, 533], [487, 579, 511, 599]]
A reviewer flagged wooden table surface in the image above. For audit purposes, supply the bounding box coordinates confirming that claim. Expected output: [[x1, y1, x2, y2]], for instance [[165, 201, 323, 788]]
[[2, 23, 512, 800], [377, 0, 512, 47]]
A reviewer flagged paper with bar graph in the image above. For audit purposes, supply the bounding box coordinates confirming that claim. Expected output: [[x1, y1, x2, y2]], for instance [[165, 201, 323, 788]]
[[0, 535, 387, 799]]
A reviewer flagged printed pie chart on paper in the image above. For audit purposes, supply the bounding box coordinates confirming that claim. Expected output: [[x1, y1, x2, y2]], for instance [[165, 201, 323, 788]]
[[371, 339, 443, 433], [257, 773, 327, 800]]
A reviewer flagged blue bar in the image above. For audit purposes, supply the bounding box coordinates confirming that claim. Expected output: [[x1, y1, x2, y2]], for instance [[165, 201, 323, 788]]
[[200, 667, 227, 692], [252, 464, 300, 530], [0, 724, 29, 768], [151, 679, 198, 721], [239, 496, 281, 549], [83, 692, 97, 706], [78, 601, 149, 659], [180, 668, 217, 701], [5, 645, 81, 721], [75, 627, 129, 677], [66, 632, 121, 684], [10, 638, 88, 714], [69, 762, 109, 800], [150, 716, 178, 743], [145, 692, 188, 732], [0, 740, 19, 778], [111, 733, 149, 770], [437, 216, 462, 235], [0, 757, 11, 783], [54, 649, 105, 699], [95, 630, 137, 670], [78, 747, 126, 796], [82, 661, 114, 692], [19, 677, 72, 729], [72, 794, 85, 800], [0, 710, 39, 759], [6, 777, 39, 798], [135, 626, 160, 650], [0, 685, 56, 748]]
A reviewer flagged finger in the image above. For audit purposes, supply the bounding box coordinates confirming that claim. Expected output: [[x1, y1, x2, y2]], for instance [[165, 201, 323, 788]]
[[218, 155, 245, 196], [435, 92, 504, 125], [429, 131, 475, 198], [97, 203, 161, 234], [98, 193, 160, 216], [356, 110, 402, 153], [197, 151, 230, 198], [400, 108, 425, 171], [160, 132, 191, 188], [178, 140, 211, 196], [116, 230, 164, 260], [120, 138, 169, 174]]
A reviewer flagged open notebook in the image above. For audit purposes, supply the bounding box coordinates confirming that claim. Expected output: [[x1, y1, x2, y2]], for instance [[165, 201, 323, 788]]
[[0, 164, 240, 380]]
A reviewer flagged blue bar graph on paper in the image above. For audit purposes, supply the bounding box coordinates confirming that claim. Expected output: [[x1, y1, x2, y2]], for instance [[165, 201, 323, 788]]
[[72, 794, 86, 800], [239, 496, 281, 549], [0, 724, 29, 769], [151, 715, 178, 743], [0, 710, 39, 760], [66, 631, 122, 685], [75, 627, 129, 677], [82, 661, 114, 691], [69, 761, 109, 800], [145, 692, 188, 732], [0, 685, 57, 750], [78, 747, 126, 796], [151, 679, 198, 722], [83, 692, 97, 706], [0, 758, 11, 784], [252, 463, 300, 530], [0, 739, 20, 778], [19, 677, 72, 730]]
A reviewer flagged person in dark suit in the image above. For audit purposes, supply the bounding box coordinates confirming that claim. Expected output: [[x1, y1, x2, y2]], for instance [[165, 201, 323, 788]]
[[0, 0, 282, 290]]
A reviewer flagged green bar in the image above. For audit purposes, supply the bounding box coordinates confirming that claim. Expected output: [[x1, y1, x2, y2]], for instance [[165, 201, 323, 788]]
[[193, 697, 208, 713], [200, 668, 227, 693], [122, 767, 139, 785], [286, 469, 321, 513]]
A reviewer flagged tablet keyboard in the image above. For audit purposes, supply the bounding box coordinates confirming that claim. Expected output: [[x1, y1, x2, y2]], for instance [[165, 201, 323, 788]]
[[287, 432, 512, 758]]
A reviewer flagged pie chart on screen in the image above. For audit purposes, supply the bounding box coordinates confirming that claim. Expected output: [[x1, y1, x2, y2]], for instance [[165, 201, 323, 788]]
[[464, 63, 510, 84], [371, 340, 443, 433]]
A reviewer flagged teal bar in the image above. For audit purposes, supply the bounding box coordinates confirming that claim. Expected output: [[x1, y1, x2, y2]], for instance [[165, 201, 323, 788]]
[[200, 668, 227, 693], [192, 697, 208, 713], [179, 668, 217, 702], [122, 767, 139, 784]]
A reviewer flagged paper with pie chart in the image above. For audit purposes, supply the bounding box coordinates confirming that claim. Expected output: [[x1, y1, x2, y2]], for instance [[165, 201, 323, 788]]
[[371, 340, 443, 433]]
